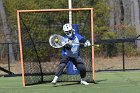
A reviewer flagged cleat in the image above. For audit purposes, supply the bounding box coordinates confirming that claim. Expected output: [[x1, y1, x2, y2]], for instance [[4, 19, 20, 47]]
[[80, 80, 89, 85], [51, 76, 58, 84], [51, 81, 57, 84]]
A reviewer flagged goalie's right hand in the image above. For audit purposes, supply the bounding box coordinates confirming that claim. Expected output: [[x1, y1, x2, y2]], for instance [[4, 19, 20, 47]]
[[65, 44, 72, 50], [68, 40, 73, 45], [65, 40, 72, 50]]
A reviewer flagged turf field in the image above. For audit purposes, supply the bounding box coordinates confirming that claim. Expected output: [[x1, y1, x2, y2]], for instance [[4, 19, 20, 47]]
[[0, 71, 140, 93]]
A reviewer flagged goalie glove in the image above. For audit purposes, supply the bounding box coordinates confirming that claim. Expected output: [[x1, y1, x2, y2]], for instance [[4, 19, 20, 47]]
[[65, 44, 72, 50], [65, 39, 73, 45], [68, 40, 73, 45], [64, 39, 72, 50], [84, 40, 91, 47]]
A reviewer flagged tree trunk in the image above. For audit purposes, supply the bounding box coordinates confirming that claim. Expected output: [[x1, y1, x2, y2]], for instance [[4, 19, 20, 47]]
[[130, 0, 135, 26], [132, 0, 140, 52], [0, 0, 15, 63], [114, 0, 121, 30], [108, 0, 115, 31], [123, 0, 131, 25]]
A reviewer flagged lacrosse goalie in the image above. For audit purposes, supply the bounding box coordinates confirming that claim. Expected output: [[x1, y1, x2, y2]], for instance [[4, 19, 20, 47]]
[[51, 23, 91, 85]]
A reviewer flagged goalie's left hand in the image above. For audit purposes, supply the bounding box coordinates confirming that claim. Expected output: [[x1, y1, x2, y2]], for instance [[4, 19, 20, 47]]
[[84, 40, 91, 47]]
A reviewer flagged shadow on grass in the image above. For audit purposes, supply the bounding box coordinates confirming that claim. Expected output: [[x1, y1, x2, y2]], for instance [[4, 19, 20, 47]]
[[52, 82, 80, 87], [93, 79, 108, 84], [52, 80, 106, 87]]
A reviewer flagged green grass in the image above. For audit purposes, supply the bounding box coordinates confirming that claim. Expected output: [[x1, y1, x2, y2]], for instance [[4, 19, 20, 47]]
[[0, 71, 140, 93]]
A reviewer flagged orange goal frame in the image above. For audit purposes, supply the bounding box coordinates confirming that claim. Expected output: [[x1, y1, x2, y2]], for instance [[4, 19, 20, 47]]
[[17, 8, 94, 87]]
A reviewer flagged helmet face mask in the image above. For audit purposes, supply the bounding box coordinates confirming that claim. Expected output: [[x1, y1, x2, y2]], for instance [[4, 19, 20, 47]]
[[64, 30, 72, 37], [63, 23, 73, 37]]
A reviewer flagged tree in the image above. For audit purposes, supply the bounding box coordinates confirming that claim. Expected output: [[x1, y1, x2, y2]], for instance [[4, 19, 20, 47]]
[[132, 0, 140, 51], [0, 0, 15, 63]]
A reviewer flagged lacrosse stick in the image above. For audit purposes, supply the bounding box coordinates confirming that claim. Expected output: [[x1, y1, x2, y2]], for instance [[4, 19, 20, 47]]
[[49, 34, 99, 48], [49, 34, 69, 48]]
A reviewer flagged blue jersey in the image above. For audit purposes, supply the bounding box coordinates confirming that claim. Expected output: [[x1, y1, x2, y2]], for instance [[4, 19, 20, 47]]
[[61, 33, 84, 57]]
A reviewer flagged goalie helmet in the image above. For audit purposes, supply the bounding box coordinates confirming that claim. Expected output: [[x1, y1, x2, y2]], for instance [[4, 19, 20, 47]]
[[63, 23, 73, 37]]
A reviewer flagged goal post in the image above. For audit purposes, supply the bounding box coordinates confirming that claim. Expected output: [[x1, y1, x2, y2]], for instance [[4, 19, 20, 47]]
[[17, 8, 94, 87]]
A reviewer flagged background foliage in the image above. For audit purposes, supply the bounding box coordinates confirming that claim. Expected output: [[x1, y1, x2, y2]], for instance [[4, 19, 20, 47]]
[[1, 0, 138, 58]]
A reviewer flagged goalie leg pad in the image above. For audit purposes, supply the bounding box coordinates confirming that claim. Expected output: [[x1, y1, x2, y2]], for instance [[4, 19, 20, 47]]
[[55, 55, 69, 76]]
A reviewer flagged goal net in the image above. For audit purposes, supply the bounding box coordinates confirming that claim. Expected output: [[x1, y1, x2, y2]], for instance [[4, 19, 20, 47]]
[[17, 8, 94, 86]]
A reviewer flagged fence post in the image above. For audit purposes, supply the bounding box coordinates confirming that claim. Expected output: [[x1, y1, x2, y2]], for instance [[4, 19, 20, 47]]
[[122, 42, 125, 71], [7, 43, 10, 72]]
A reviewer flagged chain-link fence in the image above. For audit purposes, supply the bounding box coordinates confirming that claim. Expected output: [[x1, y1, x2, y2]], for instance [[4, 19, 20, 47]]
[[94, 38, 140, 71], [0, 38, 140, 77], [0, 43, 20, 76]]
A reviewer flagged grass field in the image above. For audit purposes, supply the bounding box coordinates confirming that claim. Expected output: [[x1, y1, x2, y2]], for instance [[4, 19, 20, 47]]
[[0, 71, 140, 93]]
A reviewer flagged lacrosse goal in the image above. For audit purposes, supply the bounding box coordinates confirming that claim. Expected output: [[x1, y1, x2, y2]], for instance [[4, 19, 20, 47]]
[[17, 8, 94, 86]]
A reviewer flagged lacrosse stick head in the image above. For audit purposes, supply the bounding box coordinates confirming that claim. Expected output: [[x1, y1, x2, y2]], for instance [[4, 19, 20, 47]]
[[49, 34, 68, 48]]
